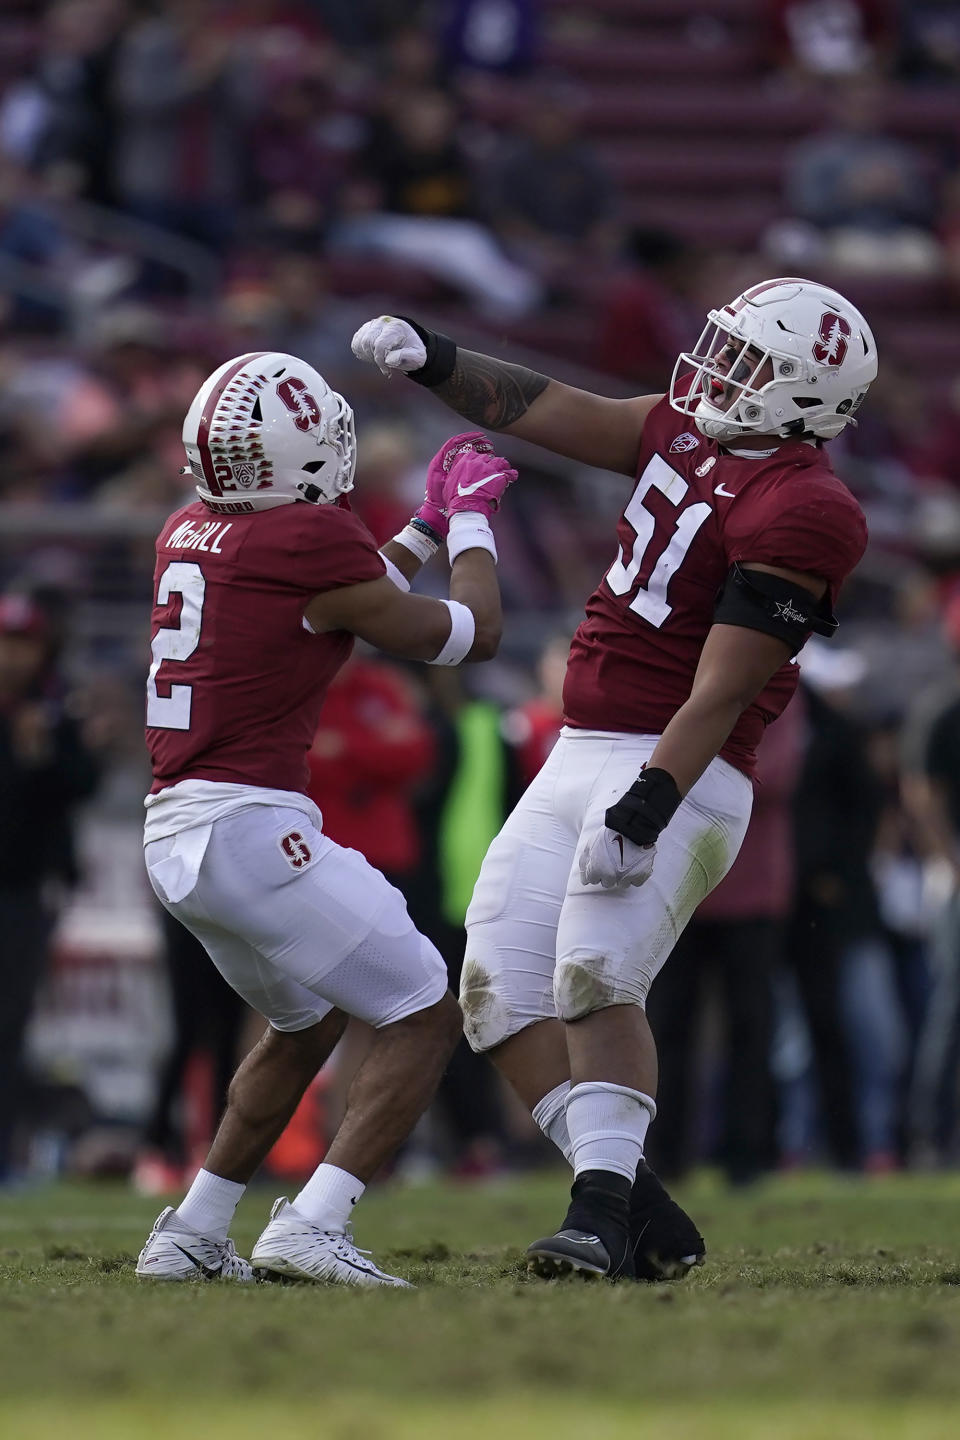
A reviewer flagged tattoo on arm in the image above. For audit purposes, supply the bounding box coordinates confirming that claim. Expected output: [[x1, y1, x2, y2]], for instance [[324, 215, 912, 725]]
[[434, 349, 550, 430]]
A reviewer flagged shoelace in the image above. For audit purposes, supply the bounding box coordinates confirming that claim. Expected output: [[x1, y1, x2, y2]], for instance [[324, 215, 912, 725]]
[[342, 1222, 373, 1258], [331, 1227, 379, 1269], [217, 1238, 249, 1276]]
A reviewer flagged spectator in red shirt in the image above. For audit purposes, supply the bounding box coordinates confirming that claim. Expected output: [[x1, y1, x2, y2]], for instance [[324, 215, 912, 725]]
[[306, 655, 435, 882]]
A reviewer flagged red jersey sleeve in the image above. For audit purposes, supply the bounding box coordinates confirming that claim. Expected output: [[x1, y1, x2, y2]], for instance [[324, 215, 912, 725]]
[[283, 503, 386, 594], [724, 477, 867, 592]]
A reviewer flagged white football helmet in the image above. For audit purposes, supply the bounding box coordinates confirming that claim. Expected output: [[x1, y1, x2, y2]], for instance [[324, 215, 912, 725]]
[[669, 277, 877, 444], [182, 351, 357, 512]]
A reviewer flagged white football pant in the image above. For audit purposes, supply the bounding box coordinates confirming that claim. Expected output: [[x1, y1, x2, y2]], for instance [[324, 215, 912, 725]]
[[461, 730, 753, 1052], [145, 804, 448, 1031]]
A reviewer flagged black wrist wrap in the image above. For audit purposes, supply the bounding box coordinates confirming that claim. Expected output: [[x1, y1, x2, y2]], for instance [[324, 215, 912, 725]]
[[396, 315, 458, 388], [605, 767, 682, 847]]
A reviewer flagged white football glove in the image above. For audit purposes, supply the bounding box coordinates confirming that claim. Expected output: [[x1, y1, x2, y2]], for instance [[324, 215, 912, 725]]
[[578, 827, 656, 890], [351, 316, 427, 377]]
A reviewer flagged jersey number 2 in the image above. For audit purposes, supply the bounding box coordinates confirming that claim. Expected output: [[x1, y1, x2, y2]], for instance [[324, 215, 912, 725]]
[[606, 454, 712, 627], [146, 561, 205, 730]]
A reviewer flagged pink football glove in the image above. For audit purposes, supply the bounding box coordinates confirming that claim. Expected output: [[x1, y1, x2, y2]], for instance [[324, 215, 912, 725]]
[[434, 432, 517, 521], [414, 432, 496, 538]]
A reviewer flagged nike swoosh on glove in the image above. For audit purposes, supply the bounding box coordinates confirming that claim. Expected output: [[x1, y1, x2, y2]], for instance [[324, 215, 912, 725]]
[[578, 827, 656, 889], [416, 433, 492, 538], [351, 316, 427, 376], [441, 444, 518, 521]]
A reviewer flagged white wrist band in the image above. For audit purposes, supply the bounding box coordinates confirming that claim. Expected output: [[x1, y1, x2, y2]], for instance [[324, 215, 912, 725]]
[[447, 511, 497, 564], [394, 524, 439, 565], [428, 599, 476, 666], [378, 552, 411, 592]]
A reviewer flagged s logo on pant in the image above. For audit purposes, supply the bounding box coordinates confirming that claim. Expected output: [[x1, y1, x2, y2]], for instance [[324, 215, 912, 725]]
[[280, 831, 312, 869]]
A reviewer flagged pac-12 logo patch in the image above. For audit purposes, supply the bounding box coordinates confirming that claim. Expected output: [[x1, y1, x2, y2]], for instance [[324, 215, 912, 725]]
[[280, 831, 312, 869], [669, 432, 700, 454]]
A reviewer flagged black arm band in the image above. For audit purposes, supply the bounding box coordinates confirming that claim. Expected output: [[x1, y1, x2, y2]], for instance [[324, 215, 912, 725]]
[[713, 563, 838, 656], [408, 514, 444, 547], [605, 767, 682, 847], [395, 316, 458, 389]]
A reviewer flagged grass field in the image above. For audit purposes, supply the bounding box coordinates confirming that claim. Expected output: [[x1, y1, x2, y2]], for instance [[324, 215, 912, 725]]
[[2, 1170, 960, 1438]]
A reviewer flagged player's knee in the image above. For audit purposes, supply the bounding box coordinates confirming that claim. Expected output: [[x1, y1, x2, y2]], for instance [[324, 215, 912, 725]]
[[459, 948, 511, 1052], [459, 938, 551, 1054], [554, 950, 650, 1022]]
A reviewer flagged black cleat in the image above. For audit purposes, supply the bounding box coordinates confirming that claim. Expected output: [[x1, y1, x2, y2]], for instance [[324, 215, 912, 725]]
[[527, 1171, 634, 1282], [630, 1159, 706, 1282], [526, 1228, 617, 1278]]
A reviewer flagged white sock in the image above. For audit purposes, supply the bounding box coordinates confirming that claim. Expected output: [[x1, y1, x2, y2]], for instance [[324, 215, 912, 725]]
[[292, 1163, 365, 1233], [531, 1081, 573, 1164], [176, 1169, 246, 1243], [565, 1082, 657, 1183]]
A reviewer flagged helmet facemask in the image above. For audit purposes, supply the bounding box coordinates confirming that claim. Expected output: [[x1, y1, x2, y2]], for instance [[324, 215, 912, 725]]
[[669, 278, 877, 446], [314, 388, 357, 503], [671, 313, 812, 443]]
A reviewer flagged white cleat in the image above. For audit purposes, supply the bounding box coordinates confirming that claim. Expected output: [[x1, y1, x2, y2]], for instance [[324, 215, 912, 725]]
[[251, 1197, 413, 1289], [136, 1206, 254, 1282]]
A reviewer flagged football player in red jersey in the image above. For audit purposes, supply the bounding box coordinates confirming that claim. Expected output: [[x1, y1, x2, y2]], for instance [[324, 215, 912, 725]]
[[353, 278, 876, 1280], [136, 351, 517, 1287]]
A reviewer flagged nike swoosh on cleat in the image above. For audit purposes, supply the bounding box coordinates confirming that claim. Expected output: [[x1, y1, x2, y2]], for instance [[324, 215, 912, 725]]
[[170, 1242, 222, 1280], [714, 483, 736, 498], [457, 471, 509, 496]]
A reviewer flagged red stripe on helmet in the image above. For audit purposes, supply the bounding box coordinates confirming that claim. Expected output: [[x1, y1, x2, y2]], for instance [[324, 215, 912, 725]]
[[742, 277, 805, 302], [196, 352, 269, 495]]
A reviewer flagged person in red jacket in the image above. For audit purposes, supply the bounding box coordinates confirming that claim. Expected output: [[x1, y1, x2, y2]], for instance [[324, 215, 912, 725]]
[[306, 656, 435, 880]]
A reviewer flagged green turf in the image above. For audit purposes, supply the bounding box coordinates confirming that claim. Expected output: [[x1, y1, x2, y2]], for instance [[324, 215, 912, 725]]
[[1, 1171, 959, 1437]]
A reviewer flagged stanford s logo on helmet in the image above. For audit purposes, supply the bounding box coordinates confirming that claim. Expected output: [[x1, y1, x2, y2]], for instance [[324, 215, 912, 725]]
[[669, 278, 877, 444], [276, 376, 323, 433], [812, 312, 851, 367], [182, 352, 357, 512]]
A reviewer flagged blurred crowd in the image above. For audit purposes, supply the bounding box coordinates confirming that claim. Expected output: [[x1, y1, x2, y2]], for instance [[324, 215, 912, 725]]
[[2, 0, 960, 1188]]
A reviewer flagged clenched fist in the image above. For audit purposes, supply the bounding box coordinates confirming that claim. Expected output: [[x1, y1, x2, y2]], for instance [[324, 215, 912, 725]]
[[351, 316, 427, 376], [578, 826, 656, 889]]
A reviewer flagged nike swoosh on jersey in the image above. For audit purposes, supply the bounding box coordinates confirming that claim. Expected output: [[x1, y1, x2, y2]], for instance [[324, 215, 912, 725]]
[[714, 483, 737, 498], [457, 470, 509, 496]]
